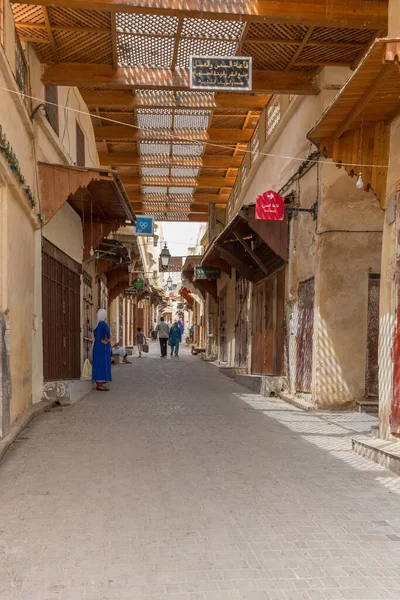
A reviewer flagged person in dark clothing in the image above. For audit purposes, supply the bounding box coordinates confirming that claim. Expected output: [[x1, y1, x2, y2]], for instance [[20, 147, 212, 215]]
[[169, 321, 182, 357]]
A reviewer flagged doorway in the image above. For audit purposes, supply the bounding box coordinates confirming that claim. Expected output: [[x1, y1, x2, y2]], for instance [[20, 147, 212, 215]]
[[296, 277, 315, 393], [234, 275, 248, 369], [366, 274, 380, 398], [42, 238, 81, 380]]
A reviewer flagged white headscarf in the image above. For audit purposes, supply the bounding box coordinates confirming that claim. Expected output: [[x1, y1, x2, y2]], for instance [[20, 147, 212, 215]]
[[94, 308, 107, 329]]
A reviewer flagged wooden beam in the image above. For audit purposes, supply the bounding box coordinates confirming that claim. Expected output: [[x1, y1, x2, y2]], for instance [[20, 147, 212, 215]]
[[81, 90, 271, 110], [121, 176, 236, 187], [42, 7, 59, 62], [130, 202, 224, 212], [171, 16, 183, 71], [333, 62, 396, 140], [128, 193, 229, 204], [93, 125, 253, 143], [245, 38, 367, 49], [42, 63, 318, 95], [98, 152, 243, 168], [111, 13, 118, 70], [11, 0, 388, 30], [232, 230, 269, 277], [285, 26, 314, 71], [216, 244, 255, 281]]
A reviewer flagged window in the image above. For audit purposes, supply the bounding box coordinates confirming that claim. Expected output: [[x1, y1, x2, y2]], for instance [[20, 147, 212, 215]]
[[15, 35, 28, 102], [0, 0, 4, 47], [45, 85, 59, 136], [76, 122, 85, 166]]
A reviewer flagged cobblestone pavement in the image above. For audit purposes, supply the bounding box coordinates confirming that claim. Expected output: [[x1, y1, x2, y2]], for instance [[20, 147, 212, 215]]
[[1, 344, 400, 600]]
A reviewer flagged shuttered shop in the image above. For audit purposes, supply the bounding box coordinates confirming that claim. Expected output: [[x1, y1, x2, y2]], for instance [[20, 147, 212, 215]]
[[42, 238, 81, 381]]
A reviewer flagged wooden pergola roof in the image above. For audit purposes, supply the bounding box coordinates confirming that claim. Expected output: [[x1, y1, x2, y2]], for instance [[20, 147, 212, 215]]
[[12, 0, 388, 221], [308, 37, 400, 207]]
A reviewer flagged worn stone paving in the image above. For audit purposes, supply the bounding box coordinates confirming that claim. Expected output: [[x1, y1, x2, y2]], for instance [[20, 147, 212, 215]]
[[1, 343, 400, 600]]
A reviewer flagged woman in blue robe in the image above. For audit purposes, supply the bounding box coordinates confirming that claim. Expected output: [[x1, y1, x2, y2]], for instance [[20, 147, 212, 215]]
[[92, 308, 112, 391]]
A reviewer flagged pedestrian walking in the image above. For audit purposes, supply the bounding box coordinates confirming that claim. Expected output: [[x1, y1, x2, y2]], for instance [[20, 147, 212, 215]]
[[135, 327, 146, 357], [169, 321, 182, 357], [151, 319, 158, 340], [157, 317, 170, 357], [92, 308, 112, 391]]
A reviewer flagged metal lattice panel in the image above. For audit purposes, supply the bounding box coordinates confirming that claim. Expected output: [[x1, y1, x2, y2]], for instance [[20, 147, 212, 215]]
[[141, 167, 170, 177], [181, 17, 244, 40], [142, 186, 168, 194], [135, 90, 175, 107], [170, 167, 199, 178], [117, 34, 175, 67], [176, 38, 238, 68], [174, 110, 211, 130], [140, 142, 171, 155], [100, 112, 136, 126], [172, 142, 204, 156], [169, 187, 195, 195], [136, 109, 173, 130], [175, 91, 215, 108], [142, 193, 194, 202], [116, 12, 178, 35], [146, 213, 190, 221]]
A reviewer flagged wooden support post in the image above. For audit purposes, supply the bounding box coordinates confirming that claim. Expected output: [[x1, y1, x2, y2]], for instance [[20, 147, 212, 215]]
[[232, 230, 269, 277], [208, 203, 217, 243]]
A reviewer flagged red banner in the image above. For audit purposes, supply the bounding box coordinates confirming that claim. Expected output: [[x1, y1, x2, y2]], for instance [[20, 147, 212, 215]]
[[256, 190, 285, 221]]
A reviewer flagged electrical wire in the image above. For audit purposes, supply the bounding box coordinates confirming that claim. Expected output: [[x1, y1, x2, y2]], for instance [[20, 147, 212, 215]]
[[0, 83, 396, 171]]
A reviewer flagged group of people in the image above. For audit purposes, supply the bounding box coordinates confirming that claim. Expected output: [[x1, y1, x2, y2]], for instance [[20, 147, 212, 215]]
[[156, 317, 183, 358], [91, 309, 185, 391]]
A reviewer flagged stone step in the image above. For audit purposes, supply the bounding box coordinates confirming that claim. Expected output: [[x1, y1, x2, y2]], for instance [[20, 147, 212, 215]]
[[356, 399, 379, 414], [352, 435, 400, 475]]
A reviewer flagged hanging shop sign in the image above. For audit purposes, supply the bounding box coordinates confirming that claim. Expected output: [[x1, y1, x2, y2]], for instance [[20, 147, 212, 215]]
[[256, 190, 285, 221], [195, 266, 221, 280], [124, 288, 138, 296], [190, 56, 252, 91], [133, 278, 145, 290], [135, 216, 154, 235]]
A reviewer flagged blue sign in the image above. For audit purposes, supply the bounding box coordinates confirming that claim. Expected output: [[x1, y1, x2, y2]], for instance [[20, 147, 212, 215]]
[[136, 216, 154, 236]]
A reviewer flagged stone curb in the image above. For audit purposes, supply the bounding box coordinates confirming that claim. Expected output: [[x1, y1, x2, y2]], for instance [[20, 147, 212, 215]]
[[279, 391, 316, 412], [0, 399, 56, 464]]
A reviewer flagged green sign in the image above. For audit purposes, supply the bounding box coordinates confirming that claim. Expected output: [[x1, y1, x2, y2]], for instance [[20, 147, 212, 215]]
[[195, 266, 221, 280], [133, 278, 144, 290]]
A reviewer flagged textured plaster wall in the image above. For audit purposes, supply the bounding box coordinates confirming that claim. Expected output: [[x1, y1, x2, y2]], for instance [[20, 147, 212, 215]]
[[42, 203, 83, 264], [378, 114, 400, 438], [7, 188, 35, 422]]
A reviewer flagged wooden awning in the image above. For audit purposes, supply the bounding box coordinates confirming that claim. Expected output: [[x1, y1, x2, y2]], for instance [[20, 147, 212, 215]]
[[181, 254, 217, 300], [308, 38, 400, 208], [204, 205, 288, 283], [39, 162, 135, 224], [39, 162, 136, 260]]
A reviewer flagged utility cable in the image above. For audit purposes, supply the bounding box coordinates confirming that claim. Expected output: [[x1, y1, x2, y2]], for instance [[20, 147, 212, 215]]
[[0, 83, 396, 172]]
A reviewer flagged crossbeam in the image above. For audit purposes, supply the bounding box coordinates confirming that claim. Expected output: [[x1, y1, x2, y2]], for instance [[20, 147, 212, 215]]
[[120, 176, 235, 188], [83, 91, 271, 111], [128, 193, 229, 204], [93, 126, 253, 143], [130, 202, 225, 212], [42, 64, 318, 95], [98, 153, 244, 169], [11, 0, 388, 30]]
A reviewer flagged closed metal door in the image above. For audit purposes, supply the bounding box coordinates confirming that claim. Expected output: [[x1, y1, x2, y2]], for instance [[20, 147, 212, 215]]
[[235, 276, 248, 368], [366, 275, 380, 397], [296, 278, 315, 393], [42, 240, 81, 381], [219, 290, 228, 363]]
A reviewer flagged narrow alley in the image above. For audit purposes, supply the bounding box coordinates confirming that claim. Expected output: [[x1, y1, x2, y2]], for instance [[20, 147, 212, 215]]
[[1, 345, 400, 600]]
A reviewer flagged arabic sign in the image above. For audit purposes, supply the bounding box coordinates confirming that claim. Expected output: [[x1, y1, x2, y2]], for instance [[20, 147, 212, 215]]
[[190, 56, 252, 91], [133, 278, 145, 290], [256, 190, 285, 221], [195, 266, 221, 280], [135, 216, 154, 236], [124, 288, 138, 296]]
